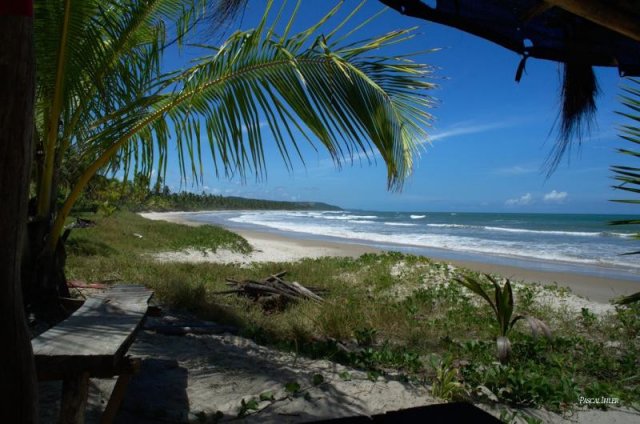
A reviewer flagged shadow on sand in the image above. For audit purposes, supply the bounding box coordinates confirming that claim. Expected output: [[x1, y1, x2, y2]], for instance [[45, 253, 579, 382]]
[[106, 314, 498, 423]]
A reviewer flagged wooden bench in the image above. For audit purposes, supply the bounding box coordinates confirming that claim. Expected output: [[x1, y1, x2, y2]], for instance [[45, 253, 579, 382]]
[[32, 285, 153, 424]]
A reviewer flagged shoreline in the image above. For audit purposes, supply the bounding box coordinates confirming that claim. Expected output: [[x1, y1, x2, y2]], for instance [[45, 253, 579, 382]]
[[229, 228, 640, 304], [140, 211, 639, 303]]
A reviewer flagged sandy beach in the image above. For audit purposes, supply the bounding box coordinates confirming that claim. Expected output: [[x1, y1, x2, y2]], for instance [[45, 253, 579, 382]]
[[141, 211, 638, 304]]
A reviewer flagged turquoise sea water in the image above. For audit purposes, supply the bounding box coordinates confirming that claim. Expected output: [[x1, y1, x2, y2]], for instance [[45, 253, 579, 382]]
[[187, 210, 640, 282]]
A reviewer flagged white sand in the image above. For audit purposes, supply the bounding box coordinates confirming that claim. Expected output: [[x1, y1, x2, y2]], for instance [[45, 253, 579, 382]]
[[40, 311, 438, 423], [115, 318, 438, 422], [141, 211, 378, 266], [149, 238, 368, 266]]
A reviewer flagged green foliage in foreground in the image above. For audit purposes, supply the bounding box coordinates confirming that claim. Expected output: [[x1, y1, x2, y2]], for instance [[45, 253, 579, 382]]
[[454, 274, 551, 363], [66, 212, 640, 413]]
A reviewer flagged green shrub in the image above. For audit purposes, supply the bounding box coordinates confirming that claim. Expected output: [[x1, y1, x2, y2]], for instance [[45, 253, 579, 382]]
[[455, 274, 551, 363]]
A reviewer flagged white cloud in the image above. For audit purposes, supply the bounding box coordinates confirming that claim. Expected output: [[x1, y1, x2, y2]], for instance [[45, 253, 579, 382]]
[[312, 149, 379, 172], [494, 165, 537, 176], [544, 190, 568, 203], [426, 117, 527, 144], [505, 193, 533, 206], [201, 186, 220, 195]]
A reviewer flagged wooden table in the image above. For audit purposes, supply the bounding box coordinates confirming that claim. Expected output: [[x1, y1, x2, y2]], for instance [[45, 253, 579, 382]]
[[32, 285, 153, 424]]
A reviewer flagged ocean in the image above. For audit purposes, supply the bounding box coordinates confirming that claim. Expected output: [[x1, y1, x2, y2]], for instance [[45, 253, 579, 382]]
[[186, 210, 640, 282]]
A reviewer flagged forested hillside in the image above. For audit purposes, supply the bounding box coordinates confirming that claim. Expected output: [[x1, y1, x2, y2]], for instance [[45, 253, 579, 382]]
[[71, 174, 340, 214]]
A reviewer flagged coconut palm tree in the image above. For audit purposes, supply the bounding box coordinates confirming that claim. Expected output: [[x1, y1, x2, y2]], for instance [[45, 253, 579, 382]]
[[27, 0, 435, 316], [455, 274, 551, 363]]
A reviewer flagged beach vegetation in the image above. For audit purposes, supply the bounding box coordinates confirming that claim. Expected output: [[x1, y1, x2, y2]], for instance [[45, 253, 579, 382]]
[[28, 0, 435, 319], [428, 354, 468, 401], [66, 211, 251, 256], [454, 274, 552, 363], [580, 307, 597, 328], [237, 398, 260, 417], [65, 212, 640, 414]]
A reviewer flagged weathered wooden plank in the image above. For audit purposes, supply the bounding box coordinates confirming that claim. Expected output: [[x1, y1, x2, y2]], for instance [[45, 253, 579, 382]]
[[32, 285, 152, 376]]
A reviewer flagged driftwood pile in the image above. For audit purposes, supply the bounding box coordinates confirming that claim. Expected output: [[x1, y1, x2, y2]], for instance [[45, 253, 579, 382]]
[[215, 271, 325, 308]]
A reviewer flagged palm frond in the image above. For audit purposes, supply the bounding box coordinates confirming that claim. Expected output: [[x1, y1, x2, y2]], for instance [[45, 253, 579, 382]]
[[34, 0, 212, 218], [77, 2, 434, 190], [611, 79, 640, 228], [610, 77, 640, 303]]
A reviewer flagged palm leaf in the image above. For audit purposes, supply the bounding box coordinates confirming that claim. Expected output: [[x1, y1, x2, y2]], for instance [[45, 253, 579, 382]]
[[454, 275, 497, 316], [611, 77, 640, 303], [34, 0, 213, 218], [612, 80, 640, 231], [510, 315, 552, 339]]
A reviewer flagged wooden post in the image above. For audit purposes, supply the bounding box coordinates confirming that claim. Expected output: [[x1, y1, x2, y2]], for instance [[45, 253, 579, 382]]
[[59, 372, 90, 424], [100, 358, 141, 424], [100, 374, 132, 424]]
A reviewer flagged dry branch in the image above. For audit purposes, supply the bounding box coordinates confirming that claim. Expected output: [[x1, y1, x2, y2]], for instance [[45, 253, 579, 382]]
[[215, 271, 325, 306]]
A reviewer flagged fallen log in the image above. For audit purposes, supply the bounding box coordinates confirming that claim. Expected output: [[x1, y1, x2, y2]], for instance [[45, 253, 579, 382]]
[[216, 271, 325, 305], [291, 281, 323, 302]]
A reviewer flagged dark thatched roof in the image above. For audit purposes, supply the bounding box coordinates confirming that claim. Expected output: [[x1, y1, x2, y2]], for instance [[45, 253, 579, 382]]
[[379, 0, 640, 172], [379, 0, 640, 77]]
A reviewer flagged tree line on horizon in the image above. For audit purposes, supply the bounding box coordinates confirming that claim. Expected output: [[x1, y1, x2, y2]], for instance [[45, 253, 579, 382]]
[[76, 173, 341, 214]]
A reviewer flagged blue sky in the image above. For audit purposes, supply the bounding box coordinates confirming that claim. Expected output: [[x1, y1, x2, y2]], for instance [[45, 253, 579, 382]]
[[160, 0, 637, 214]]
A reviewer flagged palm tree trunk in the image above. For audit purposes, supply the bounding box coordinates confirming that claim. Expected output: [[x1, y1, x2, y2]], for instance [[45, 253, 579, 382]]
[[0, 2, 39, 422]]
